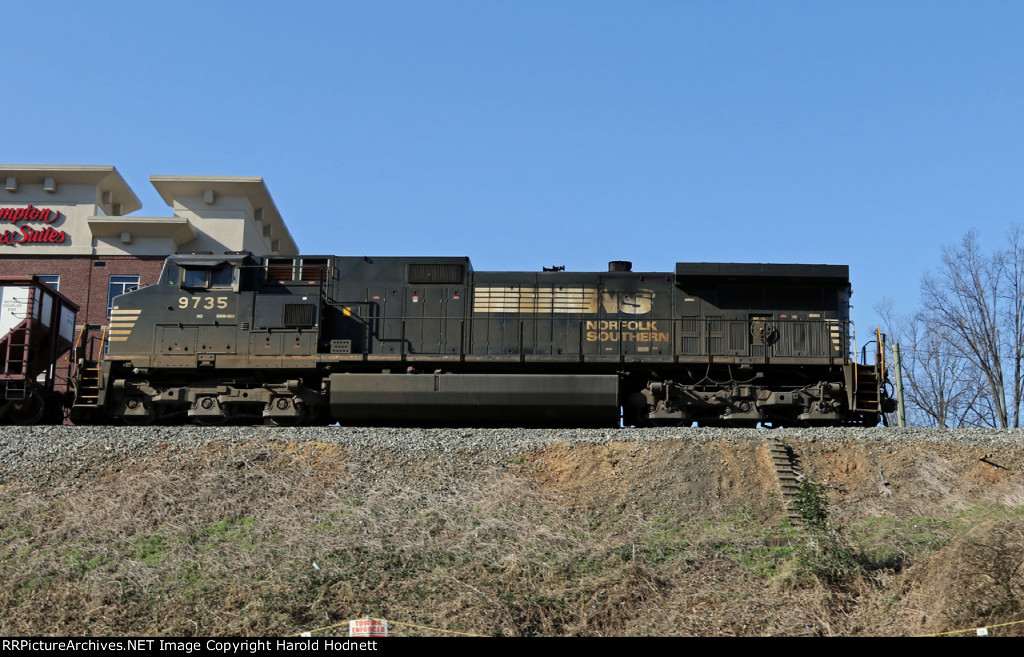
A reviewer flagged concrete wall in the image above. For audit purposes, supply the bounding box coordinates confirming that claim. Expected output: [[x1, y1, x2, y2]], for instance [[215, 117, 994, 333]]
[[170, 195, 270, 255], [1, 183, 106, 256]]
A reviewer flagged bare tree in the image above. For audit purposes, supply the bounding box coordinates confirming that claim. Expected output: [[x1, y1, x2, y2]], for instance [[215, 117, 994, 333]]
[[914, 228, 1024, 428], [878, 300, 986, 427], [997, 225, 1024, 428]]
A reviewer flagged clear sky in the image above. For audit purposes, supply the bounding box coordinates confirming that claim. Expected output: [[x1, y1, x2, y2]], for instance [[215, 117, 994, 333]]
[[5, 1, 1022, 338]]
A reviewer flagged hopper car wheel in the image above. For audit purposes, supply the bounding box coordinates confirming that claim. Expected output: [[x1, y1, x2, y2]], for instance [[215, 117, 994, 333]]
[[9, 391, 45, 425]]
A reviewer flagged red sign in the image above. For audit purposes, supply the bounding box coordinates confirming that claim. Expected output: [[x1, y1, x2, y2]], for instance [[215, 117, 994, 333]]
[[349, 618, 388, 637], [0, 205, 67, 246]]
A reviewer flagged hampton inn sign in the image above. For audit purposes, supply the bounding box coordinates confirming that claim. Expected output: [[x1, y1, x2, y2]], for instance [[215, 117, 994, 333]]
[[0, 205, 67, 246]]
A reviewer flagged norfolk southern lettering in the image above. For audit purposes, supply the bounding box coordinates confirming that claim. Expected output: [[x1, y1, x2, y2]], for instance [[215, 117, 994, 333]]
[[585, 319, 670, 343]]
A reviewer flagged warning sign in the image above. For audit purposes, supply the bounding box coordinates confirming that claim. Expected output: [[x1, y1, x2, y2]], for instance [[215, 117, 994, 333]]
[[349, 618, 388, 637]]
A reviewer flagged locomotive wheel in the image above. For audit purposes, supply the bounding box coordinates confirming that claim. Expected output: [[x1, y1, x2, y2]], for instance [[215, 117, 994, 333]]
[[68, 406, 100, 425], [302, 405, 335, 426], [123, 410, 157, 425], [8, 391, 45, 425], [267, 397, 309, 426], [269, 413, 305, 427], [122, 396, 157, 425], [194, 416, 227, 426]]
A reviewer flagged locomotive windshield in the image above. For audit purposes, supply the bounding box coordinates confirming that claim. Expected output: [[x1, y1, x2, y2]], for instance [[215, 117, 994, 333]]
[[181, 264, 235, 290]]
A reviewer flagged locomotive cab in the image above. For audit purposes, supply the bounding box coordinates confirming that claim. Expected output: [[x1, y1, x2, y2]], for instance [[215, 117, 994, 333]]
[[162, 252, 254, 291], [76, 251, 334, 426]]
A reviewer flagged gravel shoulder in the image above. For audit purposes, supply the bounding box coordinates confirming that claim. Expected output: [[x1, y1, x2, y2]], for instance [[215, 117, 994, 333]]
[[3, 426, 1022, 517]]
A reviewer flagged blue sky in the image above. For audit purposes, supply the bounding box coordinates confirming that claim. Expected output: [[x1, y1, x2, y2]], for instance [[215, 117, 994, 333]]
[[5, 1, 1023, 336]]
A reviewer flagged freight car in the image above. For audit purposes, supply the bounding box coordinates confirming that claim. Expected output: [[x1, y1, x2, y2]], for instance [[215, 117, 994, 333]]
[[0, 276, 78, 424], [69, 253, 894, 427]]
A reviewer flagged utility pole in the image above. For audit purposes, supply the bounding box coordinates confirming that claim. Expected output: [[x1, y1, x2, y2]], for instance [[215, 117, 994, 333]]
[[892, 343, 907, 427]]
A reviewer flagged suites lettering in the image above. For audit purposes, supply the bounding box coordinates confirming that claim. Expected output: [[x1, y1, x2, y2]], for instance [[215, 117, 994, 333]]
[[0, 206, 68, 246]]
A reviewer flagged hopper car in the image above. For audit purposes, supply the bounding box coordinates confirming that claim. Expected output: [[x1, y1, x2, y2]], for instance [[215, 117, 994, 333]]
[[0, 276, 78, 424]]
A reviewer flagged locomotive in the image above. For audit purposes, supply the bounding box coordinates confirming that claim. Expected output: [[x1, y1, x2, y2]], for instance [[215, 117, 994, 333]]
[[70, 252, 894, 427]]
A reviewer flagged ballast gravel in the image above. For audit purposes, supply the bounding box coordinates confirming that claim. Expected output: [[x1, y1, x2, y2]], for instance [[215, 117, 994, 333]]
[[1, 425, 1022, 489]]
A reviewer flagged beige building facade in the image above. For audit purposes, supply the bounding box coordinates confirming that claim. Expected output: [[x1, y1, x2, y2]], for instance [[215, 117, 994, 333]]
[[1, 165, 296, 259], [0, 164, 299, 329]]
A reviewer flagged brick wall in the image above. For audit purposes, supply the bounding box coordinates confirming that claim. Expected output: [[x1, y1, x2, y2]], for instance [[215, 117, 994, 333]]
[[0, 255, 167, 405], [0, 255, 166, 326]]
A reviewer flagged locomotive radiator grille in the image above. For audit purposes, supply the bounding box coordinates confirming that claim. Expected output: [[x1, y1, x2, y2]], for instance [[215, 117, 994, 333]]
[[283, 304, 316, 327], [407, 263, 464, 284], [473, 286, 600, 314]]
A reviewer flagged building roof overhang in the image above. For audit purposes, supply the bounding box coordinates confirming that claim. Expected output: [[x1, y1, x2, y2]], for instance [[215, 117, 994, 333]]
[[0, 164, 142, 214], [87, 216, 197, 246], [149, 175, 298, 255]]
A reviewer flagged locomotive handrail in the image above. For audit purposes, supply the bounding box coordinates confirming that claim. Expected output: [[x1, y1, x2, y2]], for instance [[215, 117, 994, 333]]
[[67, 323, 88, 391], [99, 324, 108, 365], [324, 311, 849, 362], [858, 329, 888, 369], [878, 327, 886, 371], [71, 323, 87, 358], [850, 322, 858, 395]]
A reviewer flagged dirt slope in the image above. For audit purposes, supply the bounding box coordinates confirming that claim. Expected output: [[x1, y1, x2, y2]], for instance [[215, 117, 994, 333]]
[[0, 428, 1022, 636]]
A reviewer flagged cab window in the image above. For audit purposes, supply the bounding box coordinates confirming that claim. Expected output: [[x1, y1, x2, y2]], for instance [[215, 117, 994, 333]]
[[210, 265, 234, 288], [182, 265, 235, 290], [183, 268, 209, 289]]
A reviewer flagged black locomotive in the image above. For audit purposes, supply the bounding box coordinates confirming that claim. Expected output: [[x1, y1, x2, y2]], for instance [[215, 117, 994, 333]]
[[70, 252, 893, 427]]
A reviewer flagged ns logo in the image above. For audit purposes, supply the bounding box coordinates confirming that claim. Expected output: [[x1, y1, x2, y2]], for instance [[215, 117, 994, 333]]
[[600, 289, 654, 315]]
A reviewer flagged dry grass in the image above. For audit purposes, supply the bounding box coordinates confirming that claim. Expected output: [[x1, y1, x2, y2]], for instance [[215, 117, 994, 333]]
[[1, 441, 1023, 636]]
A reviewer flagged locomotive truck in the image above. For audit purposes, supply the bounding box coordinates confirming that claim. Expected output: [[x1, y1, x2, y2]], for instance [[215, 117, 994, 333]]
[[69, 252, 894, 427]]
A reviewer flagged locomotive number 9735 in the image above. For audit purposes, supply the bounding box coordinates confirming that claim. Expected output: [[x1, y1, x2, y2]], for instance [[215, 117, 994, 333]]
[[68, 253, 895, 427]]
